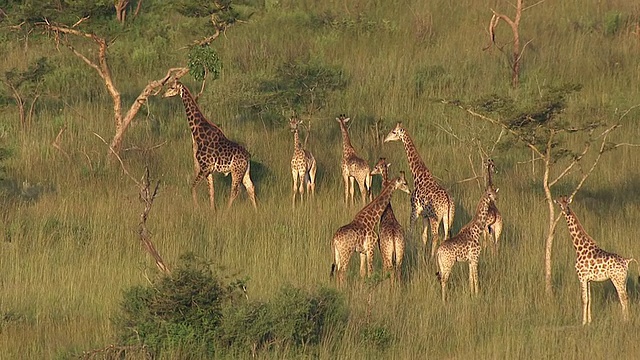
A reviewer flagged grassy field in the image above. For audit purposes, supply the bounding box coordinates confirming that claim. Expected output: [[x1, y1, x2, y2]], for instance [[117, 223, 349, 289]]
[[1, 0, 640, 358]]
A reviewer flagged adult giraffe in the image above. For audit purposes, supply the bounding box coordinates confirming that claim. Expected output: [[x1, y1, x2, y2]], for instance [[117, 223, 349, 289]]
[[163, 80, 257, 210], [384, 122, 455, 258], [555, 196, 636, 325], [330, 172, 410, 286]]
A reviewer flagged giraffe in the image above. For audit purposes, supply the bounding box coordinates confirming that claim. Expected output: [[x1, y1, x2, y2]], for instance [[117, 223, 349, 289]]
[[435, 185, 497, 302], [289, 117, 317, 206], [483, 158, 503, 254], [555, 196, 637, 325], [370, 158, 405, 284], [336, 114, 372, 206], [330, 172, 411, 286], [384, 122, 455, 258], [163, 80, 257, 210]]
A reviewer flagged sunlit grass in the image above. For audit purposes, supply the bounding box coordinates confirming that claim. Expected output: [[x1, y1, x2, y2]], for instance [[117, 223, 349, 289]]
[[1, 0, 640, 358]]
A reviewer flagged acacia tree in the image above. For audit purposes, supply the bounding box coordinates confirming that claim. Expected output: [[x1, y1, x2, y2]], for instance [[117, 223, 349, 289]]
[[0, 57, 53, 131], [5, 0, 240, 159], [443, 85, 637, 295]]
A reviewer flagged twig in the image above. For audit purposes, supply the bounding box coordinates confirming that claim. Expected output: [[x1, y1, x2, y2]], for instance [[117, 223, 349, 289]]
[[93, 132, 139, 186], [52, 124, 70, 160]]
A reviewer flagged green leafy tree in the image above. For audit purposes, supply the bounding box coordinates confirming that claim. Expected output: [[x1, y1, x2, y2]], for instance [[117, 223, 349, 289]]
[[1, 57, 53, 130], [3, 0, 250, 158]]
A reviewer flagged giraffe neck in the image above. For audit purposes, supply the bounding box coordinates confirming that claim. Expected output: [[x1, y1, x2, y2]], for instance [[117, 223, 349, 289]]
[[562, 207, 598, 253], [338, 120, 356, 157], [293, 129, 302, 151], [470, 190, 493, 234], [486, 163, 494, 188], [354, 181, 395, 229], [400, 132, 430, 179], [178, 84, 224, 139]]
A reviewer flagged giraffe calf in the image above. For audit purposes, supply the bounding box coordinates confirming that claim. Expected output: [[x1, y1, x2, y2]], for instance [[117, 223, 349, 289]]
[[435, 186, 497, 302]]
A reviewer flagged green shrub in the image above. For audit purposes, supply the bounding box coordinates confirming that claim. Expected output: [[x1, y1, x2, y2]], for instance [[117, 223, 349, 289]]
[[114, 253, 348, 357]]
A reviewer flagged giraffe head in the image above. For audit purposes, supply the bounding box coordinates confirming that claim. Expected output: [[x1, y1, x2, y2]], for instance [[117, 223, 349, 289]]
[[370, 157, 391, 177], [289, 117, 301, 132], [163, 80, 183, 98], [554, 196, 572, 215], [383, 122, 406, 143], [391, 171, 411, 194], [485, 158, 497, 175], [335, 114, 350, 125]]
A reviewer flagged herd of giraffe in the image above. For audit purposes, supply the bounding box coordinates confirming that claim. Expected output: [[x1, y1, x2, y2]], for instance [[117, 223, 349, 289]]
[[164, 80, 636, 325]]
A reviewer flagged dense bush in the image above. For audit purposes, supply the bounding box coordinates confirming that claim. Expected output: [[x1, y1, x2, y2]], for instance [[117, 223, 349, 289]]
[[114, 253, 349, 358]]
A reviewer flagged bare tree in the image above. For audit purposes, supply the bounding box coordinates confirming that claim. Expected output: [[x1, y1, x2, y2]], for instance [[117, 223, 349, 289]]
[[484, 0, 543, 88]]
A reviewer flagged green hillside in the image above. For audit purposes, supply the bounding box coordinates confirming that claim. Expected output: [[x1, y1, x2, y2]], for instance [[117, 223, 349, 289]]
[[1, 0, 640, 358]]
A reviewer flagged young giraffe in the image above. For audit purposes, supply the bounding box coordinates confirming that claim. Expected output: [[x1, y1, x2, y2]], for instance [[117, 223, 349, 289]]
[[384, 122, 455, 258], [289, 117, 317, 206], [483, 158, 503, 254], [330, 172, 410, 286], [163, 80, 257, 210], [435, 185, 498, 302], [370, 158, 405, 284], [555, 196, 637, 325], [336, 114, 372, 206]]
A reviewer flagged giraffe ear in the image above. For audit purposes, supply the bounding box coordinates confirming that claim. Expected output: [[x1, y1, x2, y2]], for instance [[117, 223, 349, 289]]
[[385, 163, 391, 169]]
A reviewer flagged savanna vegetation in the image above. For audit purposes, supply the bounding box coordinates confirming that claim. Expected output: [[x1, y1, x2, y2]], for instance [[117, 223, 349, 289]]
[[1, 0, 640, 358]]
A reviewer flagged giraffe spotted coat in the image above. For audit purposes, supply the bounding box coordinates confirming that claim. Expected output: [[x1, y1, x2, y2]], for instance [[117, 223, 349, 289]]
[[164, 80, 257, 210], [330, 173, 410, 286], [435, 185, 497, 302], [555, 196, 636, 325]]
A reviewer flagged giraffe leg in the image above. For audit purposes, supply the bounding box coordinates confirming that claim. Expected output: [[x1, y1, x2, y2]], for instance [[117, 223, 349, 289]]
[[580, 280, 590, 325], [191, 170, 207, 207], [241, 163, 258, 210], [297, 170, 305, 199], [436, 251, 453, 303], [207, 173, 215, 210], [429, 217, 440, 258], [469, 260, 479, 296], [395, 235, 405, 284], [349, 176, 356, 207], [356, 177, 367, 206], [612, 276, 630, 322], [492, 219, 502, 254], [292, 170, 298, 207], [366, 234, 376, 277], [365, 174, 373, 202], [342, 172, 350, 205], [359, 252, 367, 278], [380, 236, 393, 280], [308, 160, 317, 197]]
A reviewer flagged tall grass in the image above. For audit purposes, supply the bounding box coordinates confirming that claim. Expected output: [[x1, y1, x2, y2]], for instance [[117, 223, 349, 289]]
[[1, 0, 640, 358]]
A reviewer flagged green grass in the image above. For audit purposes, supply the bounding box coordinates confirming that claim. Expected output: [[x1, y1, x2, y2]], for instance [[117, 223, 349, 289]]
[[2, 0, 640, 358]]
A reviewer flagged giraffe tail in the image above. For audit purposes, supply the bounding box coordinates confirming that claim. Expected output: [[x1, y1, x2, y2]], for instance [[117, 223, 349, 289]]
[[445, 192, 454, 239], [630, 258, 640, 283], [330, 239, 336, 279]]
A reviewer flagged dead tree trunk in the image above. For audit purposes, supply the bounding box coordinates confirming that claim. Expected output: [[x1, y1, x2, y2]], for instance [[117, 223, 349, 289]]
[[40, 21, 189, 159]]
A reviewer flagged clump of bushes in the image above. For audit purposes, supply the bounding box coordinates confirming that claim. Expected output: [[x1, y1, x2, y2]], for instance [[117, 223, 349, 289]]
[[114, 253, 349, 358]]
